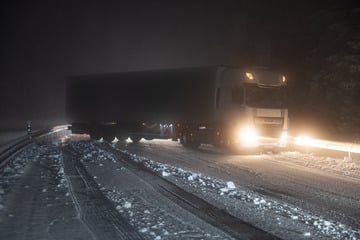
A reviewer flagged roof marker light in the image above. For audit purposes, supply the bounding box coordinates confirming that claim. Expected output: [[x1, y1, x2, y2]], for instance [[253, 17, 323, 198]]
[[246, 72, 254, 80]]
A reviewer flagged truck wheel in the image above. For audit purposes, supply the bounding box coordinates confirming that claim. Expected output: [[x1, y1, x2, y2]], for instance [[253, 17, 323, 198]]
[[181, 134, 189, 147], [181, 132, 199, 149], [190, 141, 200, 149]]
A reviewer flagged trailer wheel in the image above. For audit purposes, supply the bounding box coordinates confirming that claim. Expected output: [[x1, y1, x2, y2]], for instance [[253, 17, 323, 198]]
[[180, 133, 189, 147], [90, 132, 101, 140], [116, 135, 127, 142], [103, 134, 115, 142], [130, 135, 141, 143], [181, 132, 199, 149], [190, 141, 200, 149]]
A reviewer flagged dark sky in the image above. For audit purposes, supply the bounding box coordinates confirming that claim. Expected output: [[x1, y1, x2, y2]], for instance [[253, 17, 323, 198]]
[[0, 0, 353, 129]]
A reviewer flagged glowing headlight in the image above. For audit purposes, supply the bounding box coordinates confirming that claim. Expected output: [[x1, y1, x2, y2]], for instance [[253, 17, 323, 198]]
[[245, 72, 254, 80], [282, 75, 286, 83], [237, 126, 258, 145], [280, 131, 288, 143]]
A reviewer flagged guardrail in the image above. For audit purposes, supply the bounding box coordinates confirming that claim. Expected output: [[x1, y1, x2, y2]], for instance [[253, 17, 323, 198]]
[[0, 125, 70, 168], [35, 125, 70, 144]]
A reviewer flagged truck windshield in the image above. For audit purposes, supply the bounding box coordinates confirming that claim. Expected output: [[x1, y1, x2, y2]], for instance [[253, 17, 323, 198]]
[[245, 85, 287, 108]]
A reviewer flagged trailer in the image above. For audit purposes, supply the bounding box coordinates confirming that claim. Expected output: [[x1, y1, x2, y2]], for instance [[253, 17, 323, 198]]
[[66, 66, 289, 149]]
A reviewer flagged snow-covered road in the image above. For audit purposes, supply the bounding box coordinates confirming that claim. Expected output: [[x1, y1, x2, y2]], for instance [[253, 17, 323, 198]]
[[1, 134, 359, 240], [114, 139, 360, 239], [0, 143, 97, 239]]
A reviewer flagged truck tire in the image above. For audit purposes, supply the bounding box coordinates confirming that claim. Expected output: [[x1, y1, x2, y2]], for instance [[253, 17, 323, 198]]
[[180, 133, 189, 147], [103, 134, 115, 142], [181, 132, 200, 149], [104, 135, 115, 142], [190, 141, 200, 149]]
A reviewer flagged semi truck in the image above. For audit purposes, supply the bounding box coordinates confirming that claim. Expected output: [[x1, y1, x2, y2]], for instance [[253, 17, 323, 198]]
[[66, 66, 289, 150]]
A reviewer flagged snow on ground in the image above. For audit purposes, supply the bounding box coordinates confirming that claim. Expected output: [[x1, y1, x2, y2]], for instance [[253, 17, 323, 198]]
[[71, 140, 233, 240], [0, 142, 69, 221], [0, 143, 67, 204], [112, 145, 360, 240], [277, 151, 360, 179], [0, 138, 101, 240], [106, 190, 227, 239], [2, 136, 359, 239], [0, 143, 40, 212], [69, 139, 360, 240]]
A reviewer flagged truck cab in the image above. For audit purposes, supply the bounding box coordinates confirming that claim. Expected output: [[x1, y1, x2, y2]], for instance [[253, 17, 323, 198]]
[[213, 67, 288, 149]]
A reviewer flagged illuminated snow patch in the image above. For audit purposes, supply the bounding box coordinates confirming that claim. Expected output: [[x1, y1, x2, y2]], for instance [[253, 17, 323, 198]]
[[123, 201, 132, 209], [226, 181, 236, 189], [70, 140, 360, 240], [118, 146, 360, 240], [188, 173, 198, 181], [279, 151, 360, 179]]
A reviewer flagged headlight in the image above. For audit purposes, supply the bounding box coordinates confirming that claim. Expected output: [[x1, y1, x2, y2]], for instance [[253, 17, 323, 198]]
[[279, 131, 288, 146], [280, 131, 288, 143], [245, 72, 254, 80], [282, 75, 286, 83], [237, 126, 258, 146]]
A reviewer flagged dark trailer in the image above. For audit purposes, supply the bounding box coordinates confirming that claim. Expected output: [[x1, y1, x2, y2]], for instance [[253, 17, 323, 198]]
[[66, 67, 218, 142]]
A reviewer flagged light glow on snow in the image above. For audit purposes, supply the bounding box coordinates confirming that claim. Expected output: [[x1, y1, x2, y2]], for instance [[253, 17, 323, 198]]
[[295, 136, 360, 154]]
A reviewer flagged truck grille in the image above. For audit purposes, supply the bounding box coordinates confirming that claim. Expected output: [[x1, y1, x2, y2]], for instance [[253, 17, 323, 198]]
[[255, 124, 283, 138], [254, 117, 283, 125], [256, 71, 281, 86]]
